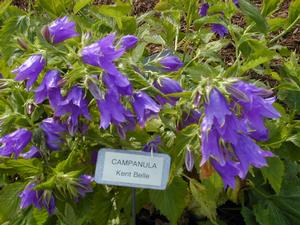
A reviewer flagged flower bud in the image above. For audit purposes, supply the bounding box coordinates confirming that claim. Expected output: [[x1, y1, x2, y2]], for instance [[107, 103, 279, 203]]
[[17, 38, 29, 50], [185, 146, 194, 172], [193, 92, 201, 107], [26, 103, 35, 116], [87, 78, 103, 100], [41, 25, 51, 43]]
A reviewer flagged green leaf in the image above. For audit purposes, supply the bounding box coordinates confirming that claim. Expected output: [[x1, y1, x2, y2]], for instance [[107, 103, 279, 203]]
[[0, 182, 25, 224], [32, 208, 48, 225], [287, 133, 300, 147], [149, 177, 188, 225], [35, 0, 73, 17], [240, 56, 272, 74], [189, 174, 223, 223], [261, 157, 285, 194], [73, 0, 92, 14], [0, 158, 43, 176], [262, 0, 283, 16], [239, 0, 268, 33], [253, 187, 300, 225], [0, 0, 12, 17], [288, 0, 300, 25], [241, 207, 259, 225]]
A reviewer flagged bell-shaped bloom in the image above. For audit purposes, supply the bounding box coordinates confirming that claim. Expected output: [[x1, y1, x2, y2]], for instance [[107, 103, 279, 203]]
[[198, 3, 228, 37], [120, 35, 138, 50], [77, 175, 94, 198], [143, 136, 161, 153], [40, 118, 67, 150], [205, 88, 231, 128], [132, 91, 161, 127], [0, 129, 32, 158], [87, 78, 103, 100], [211, 159, 240, 189], [12, 54, 46, 90], [153, 77, 183, 105], [116, 112, 136, 139], [231, 81, 280, 141], [20, 146, 40, 159], [159, 56, 183, 72], [55, 86, 91, 134], [19, 183, 42, 210], [185, 147, 194, 172], [48, 16, 79, 44], [233, 134, 273, 178], [81, 33, 124, 74], [211, 24, 228, 37], [102, 72, 132, 96], [199, 3, 209, 16], [97, 90, 132, 129], [34, 70, 62, 107], [19, 183, 55, 214], [178, 110, 201, 130]]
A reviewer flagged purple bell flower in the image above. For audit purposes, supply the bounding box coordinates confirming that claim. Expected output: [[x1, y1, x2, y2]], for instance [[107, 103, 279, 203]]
[[48, 16, 79, 44], [159, 56, 183, 72], [41, 191, 56, 214], [116, 112, 136, 139], [81, 33, 124, 74], [120, 35, 138, 50], [185, 147, 194, 172], [153, 77, 183, 105], [20, 146, 40, 159], [97, 90, 132, 129], [87, 78, 103, 100], [102, 72, 133, 96], [34, 70, 62, 107], [55, 86, 91, 135], [211, 24, 229, 37], [199, 3, 209, 17], [211, 159, 240, 189], [178, 110, 201, 130], [233, 134, 274, 178], [0, 128, 32, 158], [132, 91, 161, 127], [19, 183, 42, 210], [231, 81, 280, 141], [40, 118, 67, 150], [12, 54, 46, 90], [143, 136, 161, 153], [77, 175, 94, 198]]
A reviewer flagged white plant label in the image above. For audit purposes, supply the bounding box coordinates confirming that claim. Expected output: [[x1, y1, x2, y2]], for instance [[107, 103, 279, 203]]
[[94, 149, 171, 190]]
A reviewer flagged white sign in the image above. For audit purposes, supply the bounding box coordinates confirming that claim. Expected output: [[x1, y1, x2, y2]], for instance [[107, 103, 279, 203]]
[[94, 149, 171, 190]]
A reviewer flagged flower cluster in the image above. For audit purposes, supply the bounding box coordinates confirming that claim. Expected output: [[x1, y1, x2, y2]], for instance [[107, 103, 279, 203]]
[[201, 82, 280, 188]]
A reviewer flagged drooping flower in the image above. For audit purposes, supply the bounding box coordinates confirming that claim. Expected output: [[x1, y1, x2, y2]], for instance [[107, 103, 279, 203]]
[[211, 24, 229, 37], [153, 77, 183, 105], [81, 33, 124, 74], [231, 81, 280, 141], [116, 112, 136, 139], [48, 16, 79, 44], [120, 35, 138, 50], [178, 110, 202, 130], [12, 54, 46, 90], [185, 147, 194, 172], [233, 134, 274, 178], [0, 128, 32, 158], [159, 56, 183, 72], [132, 91, 161, 127], [143, 136, 161, 153], [19, 183, 41, 210], [41, 191, 56, 214], [40, 118, 67, 150], [34, 70, 62, 107], [87, 77, 103, 100], [77, 175, 94, 198], [198, 3, 228, 37], [102, 72, 132, 96], [97, 90, 131, 129], [211, 159, 240, 189], [54, 86, 91, 135], [20, 146, 40, 159]]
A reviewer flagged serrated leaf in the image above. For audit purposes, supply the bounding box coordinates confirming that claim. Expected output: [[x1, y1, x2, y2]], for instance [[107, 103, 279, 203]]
[[287, 133, 300, 147], [73, 0, 92, 14], [149, 177, 188, 225], [240, 56, 271, 74], [239, 0, 268, 33], [0, 182, 25, 223], [32, 208, 48, 225], [35, 0, 72, 17], [1, 158, 43, 176], [262, 0, 283, 16], [261, 157, 285, 194], [253, 187, 300, 225]]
